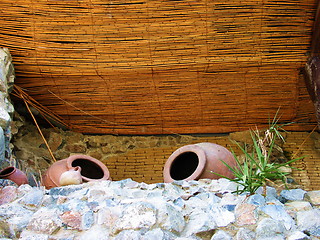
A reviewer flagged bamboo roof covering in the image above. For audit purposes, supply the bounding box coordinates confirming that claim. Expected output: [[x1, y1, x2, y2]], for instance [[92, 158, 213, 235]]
[[0, 0, 318, 134]]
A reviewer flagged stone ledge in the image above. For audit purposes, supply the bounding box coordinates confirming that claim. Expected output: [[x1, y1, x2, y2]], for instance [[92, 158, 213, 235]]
[[0, 179, 319, 239]]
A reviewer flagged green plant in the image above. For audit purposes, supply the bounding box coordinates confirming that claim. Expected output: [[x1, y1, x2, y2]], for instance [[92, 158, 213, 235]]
[[212, 112, 303, 195]]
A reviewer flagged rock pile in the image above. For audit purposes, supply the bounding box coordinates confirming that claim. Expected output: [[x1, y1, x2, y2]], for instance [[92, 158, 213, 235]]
[[0, 178, 319, 239]]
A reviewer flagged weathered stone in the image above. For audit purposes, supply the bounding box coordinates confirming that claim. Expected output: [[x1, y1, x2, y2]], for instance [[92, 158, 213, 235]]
[[60, 210, 82, 230], [19, 231, 50, 240], [114, 229, 142, 240], [26, 207, 62, 234], [246, 194, 266, 206], [259, 204, 295, 230], [0, 220, 12, 238], [256, 218, 285, 239], [235, 203, 257, 226], [287, 231, 310, 240], [211, 230, 233, 240], [0, 108, 10, 129], [113, 201, 157, 233], [47, 131, 63, 152], [285, 201, 313, 217], [97, 206, 121, 228], [305, 190, 320, 206], [0, 186, 18, 205], [163, 183, 185, 200], [280, 189, 307, 202], [142, 228, 177, 240], [181, 208, 216, 237], [64, 143, 86, 153], [155, 202, 185, 234], [49, 185, 83, 196], [76, 225, 109, 240], [235, 227, 256, 240], [18, 187, 44, 208], [210, 206, 235, 227], [296, 209, 320, 237]]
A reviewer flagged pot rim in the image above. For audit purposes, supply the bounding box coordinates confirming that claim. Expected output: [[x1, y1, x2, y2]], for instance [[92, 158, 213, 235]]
[[0, 166, 16, 177], [163, 144, 206, 183], [66, 154, 110, 181]]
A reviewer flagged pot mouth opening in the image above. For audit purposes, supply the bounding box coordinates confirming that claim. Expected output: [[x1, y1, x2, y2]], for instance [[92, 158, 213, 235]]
[[0, 166, 15, 176], [170, 152, 199, 180], [71, 159, 104, 179]]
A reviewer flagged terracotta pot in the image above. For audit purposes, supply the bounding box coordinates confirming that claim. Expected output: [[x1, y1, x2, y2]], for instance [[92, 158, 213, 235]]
[[163, 142, 237, 183], [41, 154, 111, 189], [0, 166, 29, 186]]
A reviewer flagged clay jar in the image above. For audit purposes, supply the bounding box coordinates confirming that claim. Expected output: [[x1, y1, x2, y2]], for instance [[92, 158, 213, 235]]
[[42, 154, 111, 189], [163, 142, 237, 183], [0, 166, 29, 186]]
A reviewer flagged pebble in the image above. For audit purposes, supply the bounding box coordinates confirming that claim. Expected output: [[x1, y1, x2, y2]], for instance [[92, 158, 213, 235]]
[[0, 179, 319, 239]]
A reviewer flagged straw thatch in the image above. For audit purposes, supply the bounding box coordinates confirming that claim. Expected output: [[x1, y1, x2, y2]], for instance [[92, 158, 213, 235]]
[[0, 0, 318, 134]]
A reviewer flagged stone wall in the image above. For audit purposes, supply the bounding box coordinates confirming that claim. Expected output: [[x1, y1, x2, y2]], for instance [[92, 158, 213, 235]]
[[0, 179, 319, 239], [0, 48, 15, 169]]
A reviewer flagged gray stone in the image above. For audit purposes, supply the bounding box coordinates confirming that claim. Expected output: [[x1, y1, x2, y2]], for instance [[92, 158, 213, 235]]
[[181, 208, 216, 237], [114, 230, 142, 240], [0, 108, 10, 129], [18, 187, 44, 208], [19, 232, 50, 240], [236, 227, 256, 240], [0, 203, 34, 237], [305, 190, 320, 206], [287, 231, 311, 240], [210, 205, 235, 227], [246, 193, 266, 206], [142, 228, 177, 240], [26, 207, 62, 234], [82, 210, 94, 230], [257, 186, 278, 199], [49, 185, 84, 196], [280, 189, 307, 201], [113, 201, 157, 233], [97, 206, 121, 227], [259, 204, 295, 230], [285, 201, 313, 215], [195, 192, 221, 204], [217, 178, 242, 193], [163, 183, 185, 200], [210, 230, 232, 240], [155, 202, 185, 234], [297, 209, 320, 237], [76, 225, 109, 240], [256, 218, 285, 239]]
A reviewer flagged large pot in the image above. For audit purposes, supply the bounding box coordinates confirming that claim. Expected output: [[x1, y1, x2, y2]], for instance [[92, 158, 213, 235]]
[[0, 166, 29, 186], [163, 142, 237, 183], [42, 154, 111, 189]]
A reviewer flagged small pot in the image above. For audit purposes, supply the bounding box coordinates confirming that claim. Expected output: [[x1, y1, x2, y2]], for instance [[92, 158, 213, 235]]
[[0, 166, 29, 186], [163, 142, 237, 183], [41, 154, 111, 189]]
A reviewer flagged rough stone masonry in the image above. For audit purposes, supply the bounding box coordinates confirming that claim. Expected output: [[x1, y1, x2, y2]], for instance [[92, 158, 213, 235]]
[[0, 48, 15, 169], [0, 178, 319, 239]]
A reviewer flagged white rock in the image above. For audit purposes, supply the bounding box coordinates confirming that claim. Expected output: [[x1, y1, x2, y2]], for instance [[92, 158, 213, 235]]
[[211, 230, 232, 240], [113, 202, 157, 233]]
